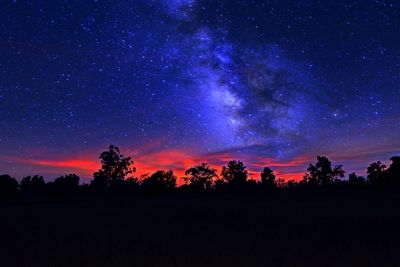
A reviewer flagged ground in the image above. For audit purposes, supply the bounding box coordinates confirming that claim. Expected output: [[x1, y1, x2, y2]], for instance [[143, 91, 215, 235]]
[[0, 191, 399, 267]]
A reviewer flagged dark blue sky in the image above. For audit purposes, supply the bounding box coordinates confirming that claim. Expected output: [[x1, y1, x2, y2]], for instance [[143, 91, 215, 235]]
[[0, 0, 399, 181]]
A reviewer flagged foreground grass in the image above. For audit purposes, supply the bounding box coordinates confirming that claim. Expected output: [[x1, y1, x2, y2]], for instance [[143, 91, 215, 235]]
[[0, 191, 399, 267]]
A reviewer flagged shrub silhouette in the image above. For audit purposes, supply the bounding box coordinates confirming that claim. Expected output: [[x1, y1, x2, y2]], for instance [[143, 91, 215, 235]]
[[302, 156, 345, 187], [214, 178, 228, 192], [48, 174, 80, 195], [184, 163, 218, 191], [91, 145, 135, 192], [20, 175, 45, 196], [142, 170, 176, 192], [285, 179, 298, 189], [347, 172, 365, 187], [0, 174, 19, 196], [111, 177, 140, 194]]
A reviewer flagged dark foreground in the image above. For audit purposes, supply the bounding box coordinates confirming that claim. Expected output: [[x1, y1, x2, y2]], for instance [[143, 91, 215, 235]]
[[1, 191, 399, 267]]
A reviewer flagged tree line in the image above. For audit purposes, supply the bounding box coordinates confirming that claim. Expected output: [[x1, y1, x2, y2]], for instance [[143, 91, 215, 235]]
[[1, 145, 399, 196]]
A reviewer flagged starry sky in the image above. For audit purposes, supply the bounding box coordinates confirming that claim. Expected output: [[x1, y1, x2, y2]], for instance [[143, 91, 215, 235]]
[[1, 0, 399, 182]]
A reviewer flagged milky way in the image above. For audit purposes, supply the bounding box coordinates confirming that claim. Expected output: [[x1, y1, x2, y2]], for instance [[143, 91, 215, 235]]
[[0, 0, 399, 181]]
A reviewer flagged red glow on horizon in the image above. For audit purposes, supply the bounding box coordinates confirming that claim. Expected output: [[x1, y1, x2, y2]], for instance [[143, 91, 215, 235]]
[[12, 158, 101, 176], [33, 159, 100, 174], [3, 148, 309, 183]]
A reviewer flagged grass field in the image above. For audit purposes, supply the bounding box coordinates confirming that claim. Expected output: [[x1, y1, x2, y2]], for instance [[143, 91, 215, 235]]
[[0, 191, 399, 267]]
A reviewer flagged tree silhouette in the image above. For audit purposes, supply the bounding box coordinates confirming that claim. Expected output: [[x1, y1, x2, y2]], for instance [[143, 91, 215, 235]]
[[1, 146, 399, 198], [184, 163, 218, 191], [386, 156, 400, 187], [259, 167, 277, 189], [221, 160, 248, 186], [214, 178, 227, 192], [20, 175, 45, 195], [50, 174, 80, 194], [285, 179, 298, 189], [111, 177, 140, 194], [347, 172, 365, 187], [142, 170, 176, 192], [302, 156, 345, 187], [367, 161, 386, 186], [0, 174, 19, 196], [91, 145, 135, 191]]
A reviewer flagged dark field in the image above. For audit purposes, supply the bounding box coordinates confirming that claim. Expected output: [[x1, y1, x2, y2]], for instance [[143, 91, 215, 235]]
[[1, 191, 399, 267]]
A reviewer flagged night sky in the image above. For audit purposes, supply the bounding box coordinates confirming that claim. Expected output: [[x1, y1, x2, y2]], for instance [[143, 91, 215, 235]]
[[1, 0, 399, 182]]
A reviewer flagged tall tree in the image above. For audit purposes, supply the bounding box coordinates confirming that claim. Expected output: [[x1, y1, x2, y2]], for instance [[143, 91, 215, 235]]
[[367, 161, 386, 185], [185, 163, 218, 191], [260, 167, 277, 189], [221, 161, 248, 185], [91, 145, 135, 191], [303, 156, 345, 186], [386, 156, 400, 187]]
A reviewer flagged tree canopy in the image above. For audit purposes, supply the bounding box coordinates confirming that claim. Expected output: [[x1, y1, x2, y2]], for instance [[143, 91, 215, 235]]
[[302, 156, 345, 186], [91, 145, 135, 191], [1, 145, 399, 197], [185, 163, 218, 191], [260, 167, 276, 189], [142, 170, 177, 192], [221, 160, 248, 185]]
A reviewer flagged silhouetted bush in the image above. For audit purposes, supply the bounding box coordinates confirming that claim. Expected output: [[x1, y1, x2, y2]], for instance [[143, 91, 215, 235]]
[[214, 178, 228, 192], [347, 172, 366, 188], [284, 179, 298, 189], [110, 177, 140, 194], [48, 174, 80, 195], [0, 174, 19, 196], [20, 175, 45, 196], [142, 170, 176, 193]]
